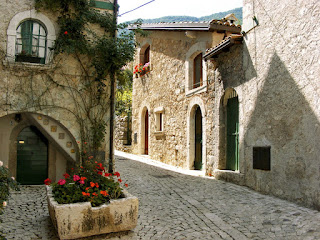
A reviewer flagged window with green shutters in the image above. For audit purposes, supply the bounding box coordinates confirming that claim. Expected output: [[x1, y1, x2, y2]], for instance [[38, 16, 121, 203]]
[[15, 20, 47, 64]]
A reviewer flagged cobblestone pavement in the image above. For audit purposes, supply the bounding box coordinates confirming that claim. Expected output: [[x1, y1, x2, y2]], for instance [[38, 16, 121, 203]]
[[1, 154, 320, 240]]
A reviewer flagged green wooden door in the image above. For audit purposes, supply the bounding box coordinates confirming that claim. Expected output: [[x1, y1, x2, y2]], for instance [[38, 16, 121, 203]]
[[194, 106, 202, 170], [144, 110, 149, 155], [226, 96, 239, 171], [17, 126, 48, 185]]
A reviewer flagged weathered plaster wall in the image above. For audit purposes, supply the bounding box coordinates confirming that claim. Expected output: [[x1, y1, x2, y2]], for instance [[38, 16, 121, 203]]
[[213, 0, 320, 209], [0, 0, 111, 180]]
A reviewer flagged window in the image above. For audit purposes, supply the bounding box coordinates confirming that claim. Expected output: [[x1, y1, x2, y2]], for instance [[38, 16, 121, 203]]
[[185, 42, 207, 96], [253, 147, 271, 171], [154, 107, 164, 133], [156, 113, 163, 131], [15, 20, 47, 64], [143, 45, 150, 65], [193, 53, 203, 89], [6, 10, 56, 65]]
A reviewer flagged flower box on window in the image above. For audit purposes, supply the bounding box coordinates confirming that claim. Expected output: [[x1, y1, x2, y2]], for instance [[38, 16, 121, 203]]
[[134, 62, 151, 77]]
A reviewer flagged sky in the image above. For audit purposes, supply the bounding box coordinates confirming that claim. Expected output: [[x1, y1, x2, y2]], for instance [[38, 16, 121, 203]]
[[117, 0, 243, 23]]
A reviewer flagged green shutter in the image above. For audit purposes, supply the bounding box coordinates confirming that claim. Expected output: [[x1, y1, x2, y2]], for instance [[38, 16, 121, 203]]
[[226, 96, 239, 171], [92, 1, 114, 10]]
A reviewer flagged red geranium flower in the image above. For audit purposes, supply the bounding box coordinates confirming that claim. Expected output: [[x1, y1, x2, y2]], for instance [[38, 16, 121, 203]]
[[114, 172, 120, 178], [58, 179, 66, 185], [118, 179, 122, 183], [44, 178, 52, 185], [64, 31, 68, 35], [63, 173, 70, 179]]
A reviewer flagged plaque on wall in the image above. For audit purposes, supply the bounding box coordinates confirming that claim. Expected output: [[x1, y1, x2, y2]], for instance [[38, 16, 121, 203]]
[[51, 126, 57, 132], [43, 119, 49, 125]]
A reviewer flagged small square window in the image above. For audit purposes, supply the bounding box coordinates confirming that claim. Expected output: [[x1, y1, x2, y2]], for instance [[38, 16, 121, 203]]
[[253, 147, 271, 171]]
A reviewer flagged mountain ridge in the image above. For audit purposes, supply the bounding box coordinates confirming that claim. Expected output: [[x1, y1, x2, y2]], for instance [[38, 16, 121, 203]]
[[124, 7, 242, 25]]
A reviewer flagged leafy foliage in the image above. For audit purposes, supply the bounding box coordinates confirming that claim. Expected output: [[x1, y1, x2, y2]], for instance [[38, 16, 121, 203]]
[[35, 0, 136, 157], [116, 69, 133, 116], [0, 162, 20, 216]]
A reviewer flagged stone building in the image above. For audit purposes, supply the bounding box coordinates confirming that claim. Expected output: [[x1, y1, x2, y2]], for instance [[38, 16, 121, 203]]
[[0, 0, 115, 184], [128, 17, 241, 171], [129, 0, 320, 209]]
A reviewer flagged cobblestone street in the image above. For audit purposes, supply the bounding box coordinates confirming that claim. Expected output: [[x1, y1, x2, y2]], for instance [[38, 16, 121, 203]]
[[1, 153, 320, 239]]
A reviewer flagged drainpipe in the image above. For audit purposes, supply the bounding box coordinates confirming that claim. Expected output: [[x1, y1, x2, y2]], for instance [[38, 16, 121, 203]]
[[108, 0, 118, 173]]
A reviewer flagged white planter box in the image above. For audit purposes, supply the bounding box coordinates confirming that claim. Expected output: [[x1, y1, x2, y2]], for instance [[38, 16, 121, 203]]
[[46, 186, 139, 240]]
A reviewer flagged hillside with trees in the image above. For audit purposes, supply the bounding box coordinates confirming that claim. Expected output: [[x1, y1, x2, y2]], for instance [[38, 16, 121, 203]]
[[125, 7, 242, 25]]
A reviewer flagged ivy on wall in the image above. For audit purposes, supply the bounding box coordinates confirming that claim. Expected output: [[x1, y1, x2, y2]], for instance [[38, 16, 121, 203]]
[[0, 0, 136, 163]]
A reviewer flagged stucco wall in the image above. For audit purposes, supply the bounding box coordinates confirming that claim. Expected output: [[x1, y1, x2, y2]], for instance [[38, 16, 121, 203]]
[[0, 0, 111, 181], [212, 0, 320, 209]]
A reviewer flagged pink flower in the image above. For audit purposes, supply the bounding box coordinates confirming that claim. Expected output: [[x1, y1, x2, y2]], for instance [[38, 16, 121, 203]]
[[79, 180, 85, 184], [58, 179, 66, 185], [73, 175, 80, 182], [3, 201, 7, 207]]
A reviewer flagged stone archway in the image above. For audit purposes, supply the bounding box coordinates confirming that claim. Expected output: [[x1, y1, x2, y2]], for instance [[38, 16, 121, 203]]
[[187, 97, 206, 171]]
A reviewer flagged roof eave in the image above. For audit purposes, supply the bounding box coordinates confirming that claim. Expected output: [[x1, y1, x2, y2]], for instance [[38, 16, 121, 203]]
[[204, 36, 243, 60]]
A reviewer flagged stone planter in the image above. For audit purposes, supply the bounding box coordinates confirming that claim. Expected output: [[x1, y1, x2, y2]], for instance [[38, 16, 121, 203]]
[[46, 186, 139, 240]]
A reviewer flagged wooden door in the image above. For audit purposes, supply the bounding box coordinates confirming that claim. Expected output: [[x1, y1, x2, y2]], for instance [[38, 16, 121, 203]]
[[17, 126, 48, 185], [194, 106, 202, 170], [226, 96, 239, 171], [144, 110, 149, 155]]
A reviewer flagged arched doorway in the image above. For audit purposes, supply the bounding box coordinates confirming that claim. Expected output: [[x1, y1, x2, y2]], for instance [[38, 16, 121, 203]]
[[226, 90, 239, 171], [144, 110, 149, 155], [194, 106, 202, 170], [17, 126, 48, 184]]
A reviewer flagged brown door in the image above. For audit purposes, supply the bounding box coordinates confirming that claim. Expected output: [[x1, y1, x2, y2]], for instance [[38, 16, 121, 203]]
[[144, 110, 149, 154]]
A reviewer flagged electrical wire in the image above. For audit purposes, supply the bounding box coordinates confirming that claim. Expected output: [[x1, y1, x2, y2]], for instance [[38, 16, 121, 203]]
[[118, 0, 156, 17]]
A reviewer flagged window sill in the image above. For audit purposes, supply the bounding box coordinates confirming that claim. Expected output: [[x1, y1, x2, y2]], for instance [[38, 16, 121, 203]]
[[3, 59, 54, 70], [185, 85, 207, 97], [154, 131, 165, 140]]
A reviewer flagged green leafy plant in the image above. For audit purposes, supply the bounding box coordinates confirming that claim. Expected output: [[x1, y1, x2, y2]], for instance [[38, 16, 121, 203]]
[[0, 161, 20, 215], [45, 158, 128, 207], [34, 0, 136, 162]]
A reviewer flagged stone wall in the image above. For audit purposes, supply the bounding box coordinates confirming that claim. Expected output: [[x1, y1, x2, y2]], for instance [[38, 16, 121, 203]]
[[212, 0, 320, 209], [114, 115, 132, 152], [131, 31, 221, 172]]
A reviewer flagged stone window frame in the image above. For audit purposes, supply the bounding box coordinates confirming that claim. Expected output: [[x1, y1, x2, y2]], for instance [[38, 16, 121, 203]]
[[154, 107, 165, 134], [6, 9, 56, 65], [186, 96, 207, 171], [185, 42, 207, 97]]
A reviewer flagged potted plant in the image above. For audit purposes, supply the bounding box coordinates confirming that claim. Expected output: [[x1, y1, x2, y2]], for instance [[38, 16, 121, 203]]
[[133, 62, 151, 77], [45, 159, 138, 240]]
